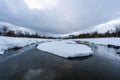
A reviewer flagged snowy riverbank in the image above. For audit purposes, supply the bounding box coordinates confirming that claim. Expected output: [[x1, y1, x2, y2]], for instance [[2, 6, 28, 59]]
[[0, 36, 50, 54], [0, 36, 120, 58]]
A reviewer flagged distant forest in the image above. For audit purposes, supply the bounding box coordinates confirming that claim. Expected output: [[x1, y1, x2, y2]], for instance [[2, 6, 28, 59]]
[[65, 25, 120, 39], [0, 25, 120, 39], [0, 25, 55, 39]]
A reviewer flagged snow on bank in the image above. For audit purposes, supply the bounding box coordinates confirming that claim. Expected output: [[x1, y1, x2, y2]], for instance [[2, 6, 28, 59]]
[[77, 38, 120, 46], [0, 36, 50, 54], [37, 41, 93, 58]]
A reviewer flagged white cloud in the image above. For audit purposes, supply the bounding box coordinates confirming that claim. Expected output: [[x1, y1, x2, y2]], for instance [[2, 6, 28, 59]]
[[24, 0, 43, 9], [24, 0, 58, 10]]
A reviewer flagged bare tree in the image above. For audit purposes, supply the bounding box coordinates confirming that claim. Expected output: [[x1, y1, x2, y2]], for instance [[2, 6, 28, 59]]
[[115, 25, 120, 37], [2, 25, 8, 36]]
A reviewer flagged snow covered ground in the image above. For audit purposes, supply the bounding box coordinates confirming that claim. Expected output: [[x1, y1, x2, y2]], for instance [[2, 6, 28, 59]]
[[76, 38, 120, 46], [0, 36, 50, 54], [0, 36, 94, 58], [0, 36, 120, 59], [37, 41, 93, 58]]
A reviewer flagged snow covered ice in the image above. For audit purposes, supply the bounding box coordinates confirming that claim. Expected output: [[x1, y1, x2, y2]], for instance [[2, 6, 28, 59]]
[[77, 38, 120, 46], [0, 36, 120, 59], [0, 36, 94, 58], [37, 41, 93, 58], [0, 36, 50, 54]]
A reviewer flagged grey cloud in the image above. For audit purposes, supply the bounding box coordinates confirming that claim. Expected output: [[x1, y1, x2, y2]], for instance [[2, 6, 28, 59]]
[[0, 0, 120, 35]]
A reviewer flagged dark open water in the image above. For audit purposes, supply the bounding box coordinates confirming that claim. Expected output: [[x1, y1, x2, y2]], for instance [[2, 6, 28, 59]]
[[0, 45, 120, 80]]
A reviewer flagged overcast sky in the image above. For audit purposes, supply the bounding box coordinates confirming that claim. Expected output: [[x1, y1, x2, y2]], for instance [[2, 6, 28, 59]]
[[0, 0, 120, 35]]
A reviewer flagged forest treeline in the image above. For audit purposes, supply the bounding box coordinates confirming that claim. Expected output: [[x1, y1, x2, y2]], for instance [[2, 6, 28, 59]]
[[0, 26, 56, 39], [0, 25, 120, 39], [66, 25, 120, 39]]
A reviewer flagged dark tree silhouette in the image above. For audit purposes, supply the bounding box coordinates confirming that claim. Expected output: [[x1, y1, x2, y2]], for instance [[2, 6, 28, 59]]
[[1, 25, 8, 36]]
